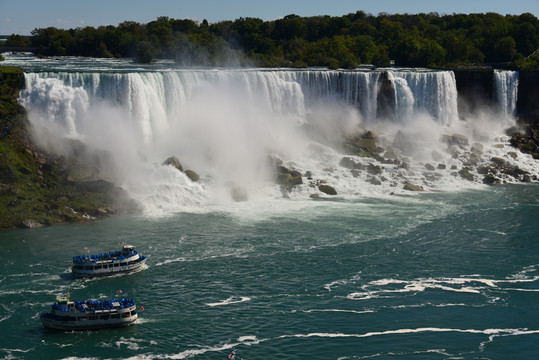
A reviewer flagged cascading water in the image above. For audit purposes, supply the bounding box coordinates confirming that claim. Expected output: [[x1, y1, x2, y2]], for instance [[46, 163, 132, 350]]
[[11, 55, 534, 215], [391, 70, 459, 126], [493, 69, 519, 118]]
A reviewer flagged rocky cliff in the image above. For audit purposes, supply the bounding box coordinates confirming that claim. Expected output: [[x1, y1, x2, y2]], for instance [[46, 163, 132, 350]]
[[0, 66, 140, 230]]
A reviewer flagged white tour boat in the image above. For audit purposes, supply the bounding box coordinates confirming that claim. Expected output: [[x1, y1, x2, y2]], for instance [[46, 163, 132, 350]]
[[40, 294, 138, 330], [72, 244, 146, 277]]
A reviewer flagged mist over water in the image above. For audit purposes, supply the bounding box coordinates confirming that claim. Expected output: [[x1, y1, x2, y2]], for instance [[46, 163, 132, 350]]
[[9, 55, 534, 216]]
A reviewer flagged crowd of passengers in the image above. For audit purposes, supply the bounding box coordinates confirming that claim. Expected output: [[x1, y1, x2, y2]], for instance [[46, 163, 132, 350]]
[[72, 250, 138, 264], [51, 298, 136, 312]]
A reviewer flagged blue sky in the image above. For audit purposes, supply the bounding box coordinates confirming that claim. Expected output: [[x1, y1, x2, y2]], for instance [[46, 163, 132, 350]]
[[1, 0, 538, 35]]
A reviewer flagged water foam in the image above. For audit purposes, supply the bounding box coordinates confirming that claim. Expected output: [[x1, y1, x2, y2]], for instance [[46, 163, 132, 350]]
[[206, 296, 251, 307]]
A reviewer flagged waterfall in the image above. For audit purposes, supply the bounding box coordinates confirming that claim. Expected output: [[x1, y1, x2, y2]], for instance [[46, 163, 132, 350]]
[[16, 65, 534, 214], [493, 70, 519, 118], [391, 70, 459, 126], [21, 68, 458, 138]]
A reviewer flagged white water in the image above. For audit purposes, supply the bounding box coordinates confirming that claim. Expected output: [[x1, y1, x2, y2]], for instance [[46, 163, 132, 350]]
[[11, 56, 534, 216]]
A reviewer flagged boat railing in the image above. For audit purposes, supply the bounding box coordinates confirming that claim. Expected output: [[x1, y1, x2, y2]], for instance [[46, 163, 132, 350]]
[[51, 298, 135, 313], [73, 250, 140, 264]]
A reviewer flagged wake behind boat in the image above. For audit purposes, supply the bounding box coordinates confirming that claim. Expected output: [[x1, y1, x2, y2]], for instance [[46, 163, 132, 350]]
[[40, 294, 138, 330], [72, 244, 146, 277]]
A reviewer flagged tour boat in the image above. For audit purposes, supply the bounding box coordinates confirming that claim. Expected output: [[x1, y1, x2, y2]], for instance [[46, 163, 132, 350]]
[[72, 244, 146, 277], [40, 294, 138, 330]]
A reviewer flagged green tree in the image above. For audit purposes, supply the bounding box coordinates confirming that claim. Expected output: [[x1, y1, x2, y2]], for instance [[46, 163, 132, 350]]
[[5, 34, 31, 47], [135, 40, 155, 63], [493, 36, 517, 62], [372, 46, 391, 67]]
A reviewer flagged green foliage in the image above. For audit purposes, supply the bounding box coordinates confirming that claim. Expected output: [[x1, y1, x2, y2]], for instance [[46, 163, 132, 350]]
[[5, 34, 31, 47], [135, 40, 156, 63], [19, 12, 539, 68], [513, 51, 539, 70]]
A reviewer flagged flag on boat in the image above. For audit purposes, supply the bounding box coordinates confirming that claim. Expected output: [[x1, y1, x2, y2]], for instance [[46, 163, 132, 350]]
[[227, 350, 236, 359], [139, 305, 145, 312], [117, 289, 123, 294]]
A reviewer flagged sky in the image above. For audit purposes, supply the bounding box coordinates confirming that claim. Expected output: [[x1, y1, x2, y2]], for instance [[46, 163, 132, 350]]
[[1, 0, 538, 35]]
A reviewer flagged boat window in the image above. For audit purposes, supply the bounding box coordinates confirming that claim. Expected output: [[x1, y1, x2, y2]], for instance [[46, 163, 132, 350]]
[[122, 312, 130, 318], [111, 314, 120, 319], [84, 265, 93, 270], [100, 314, 110, 320], [130, 310, 137, 316], [95, 265, 102, 270], [89, 315, 98, 320], [77, 316, 88, 321]]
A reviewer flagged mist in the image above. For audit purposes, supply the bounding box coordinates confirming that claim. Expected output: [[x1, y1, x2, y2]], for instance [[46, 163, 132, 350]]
[[19, 67, 533, 215]]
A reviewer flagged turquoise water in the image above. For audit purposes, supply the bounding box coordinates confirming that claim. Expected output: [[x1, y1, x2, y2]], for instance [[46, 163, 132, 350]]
[[1, 184, 538, 359]]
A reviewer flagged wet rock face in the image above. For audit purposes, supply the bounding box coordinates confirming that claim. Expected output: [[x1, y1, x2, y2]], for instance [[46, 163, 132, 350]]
[[453, 70, 495, 115], [509, 124, 539, 159], [517, 71, 539, 124]]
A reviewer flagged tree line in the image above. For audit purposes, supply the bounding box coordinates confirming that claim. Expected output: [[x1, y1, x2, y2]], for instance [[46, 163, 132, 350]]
[[2, 11, 538, 69]]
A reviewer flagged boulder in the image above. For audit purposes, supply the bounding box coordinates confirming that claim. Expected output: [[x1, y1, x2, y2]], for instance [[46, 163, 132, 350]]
[[383, 148, 399, 160], [471, 143, 484, 155], [458, 168, 475, 181], [403, 182, 424, 191], [289, 175, 303, 186], [230, 186, 248, 202], [491, 157, 506, 166], [367, 163, 382, 175], [276, 173, 292, 186], [275, 165, 303, 190], [344, 129, 379, 156], [163, 156, 184, 172], [340, 157, 359, 169], [318, 184, 337, 195], [367, 177, 382, 185], [185, 169, 200, 182], [477, 165, 490, 174], [22, 219, 43, 228], [482, 174, 499, 185], [445, 134, 469, 147]]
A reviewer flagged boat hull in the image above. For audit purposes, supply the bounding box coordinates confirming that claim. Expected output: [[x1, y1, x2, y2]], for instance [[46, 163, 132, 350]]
[[41, 305, 138, 331], [72, 258, 146, 277], [41, 316, 137, 330]]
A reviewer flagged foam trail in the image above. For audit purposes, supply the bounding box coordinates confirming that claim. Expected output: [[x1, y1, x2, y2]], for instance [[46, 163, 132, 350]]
[[281, 327, 539, 339], [206, 296, 251, 307]]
